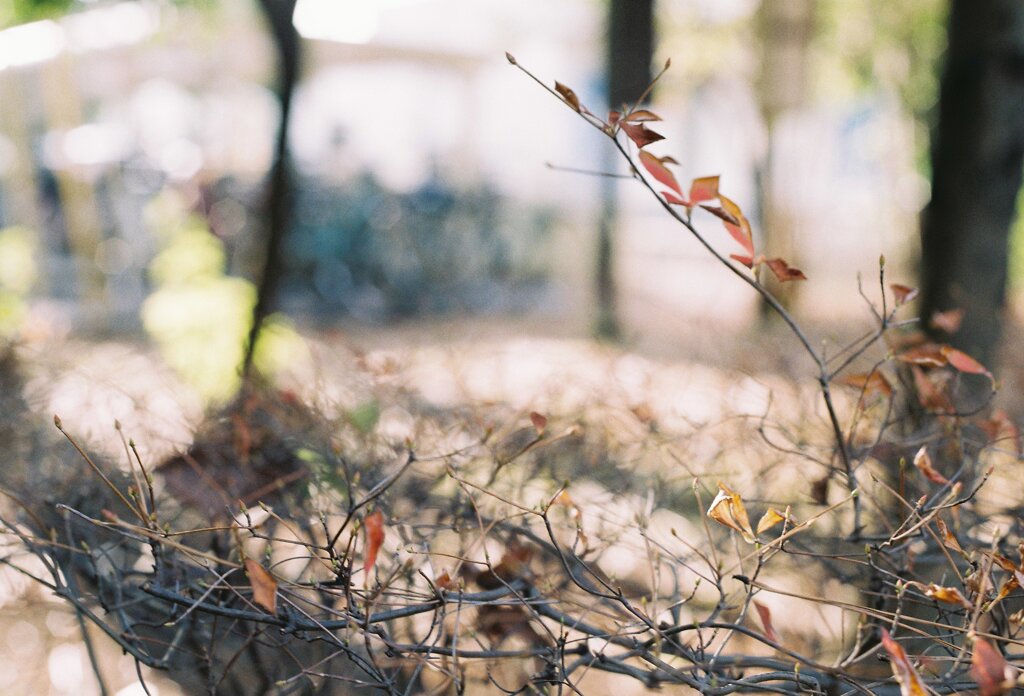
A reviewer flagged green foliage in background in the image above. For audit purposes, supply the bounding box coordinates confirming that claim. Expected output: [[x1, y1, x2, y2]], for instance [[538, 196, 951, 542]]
[[818, 0, 948, 171], [142, 192, 305, 403], [0, 226, 37, 337]]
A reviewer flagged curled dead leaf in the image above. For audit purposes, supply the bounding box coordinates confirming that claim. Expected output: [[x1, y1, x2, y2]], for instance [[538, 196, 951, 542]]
[[972, 637, 1016, 696], [913, 446, 949, 485], [706, 482, 756, 543], [919, 582, 971, 609], [756, 508, 786, 535], [554, 81, 581, 112], [879, 628, 928, 696], [244, 558, 278, 614]]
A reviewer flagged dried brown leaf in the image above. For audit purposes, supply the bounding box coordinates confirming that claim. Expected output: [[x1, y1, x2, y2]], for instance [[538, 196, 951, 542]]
[[913, 446, 949, 485], [879, 628, 928, 696], [554, 81, 581, 112], [244, 558, 278, 614]]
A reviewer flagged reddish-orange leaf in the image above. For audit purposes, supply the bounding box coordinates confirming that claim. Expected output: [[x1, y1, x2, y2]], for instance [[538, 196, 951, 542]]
[[913, 446, 949, 485], [529, 411, 548, 435], [752, 600, 782, 644], [434, 570, 456, 590], [879, 628, 928, 696], [890, 284, 919, 306], [607, 110, 621, 126], [719, 195, 755, 258], [972, 637, 1015, 696], [699, 204, 741, 226], [554, 81, 581, 112], [763, 258, 807, 283], [663, 191, 689, 206], [621, 109, 661, 122], [730, 253, 755, 268], [363, 510, 386, 578], [689, 175, 720, 205], [930, 308, 965, 334], [897, 344, 948, 368], [837, 371, 893, 399], [639, 151, 682, 196], [940, 346, 990, 376], [620, 121, 665, 149], [244, 558, 278, 614]]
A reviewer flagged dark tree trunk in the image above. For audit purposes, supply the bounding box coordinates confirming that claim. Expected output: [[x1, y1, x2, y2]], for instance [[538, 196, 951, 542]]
[[596, 0, 655, 339], [920, 0, 1024, 371], [243, 0, 301, 379]]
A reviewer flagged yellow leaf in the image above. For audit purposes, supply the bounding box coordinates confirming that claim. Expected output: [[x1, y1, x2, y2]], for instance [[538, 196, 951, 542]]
[[706, 482, 755, 543], [756, 508, 786, 535]]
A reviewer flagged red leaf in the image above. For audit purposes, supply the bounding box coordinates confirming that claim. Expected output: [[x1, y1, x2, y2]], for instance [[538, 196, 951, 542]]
[[730, 253, 755, 268], [529, 411, 547, 435], [720, 195, 755, 258], [879, 628, 928, 696], [972, 637, 1015, 696], [699, 204, 740, 226], [363, 510, 386, 579], [913, 446, 949, 485], [663, 191, 689, 206], [688, 175, 720, 205], [621, 121, 665, 149], [930, 308, 964, 334], [763, 258, 807, 283], [940, 346, 990, 376], [621, 109, 661, 122], [752, 600, 782, 645], [607, 110, 621, 126], [896, 344, 948, 368], [890, 284, 919, 306], [554, 81, 581, 112], [244, 559, 278, 614], [638, 151, 682, 196]]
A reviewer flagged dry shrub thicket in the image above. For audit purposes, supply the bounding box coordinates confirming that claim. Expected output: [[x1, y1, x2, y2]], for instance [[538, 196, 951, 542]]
[[0, 56, 1023, 696]]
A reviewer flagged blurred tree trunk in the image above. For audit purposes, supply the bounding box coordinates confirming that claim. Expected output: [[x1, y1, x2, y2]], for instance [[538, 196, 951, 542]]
[[242, 0, 301, 378], [597, 0, 654, 339], [919, 0, 1024, 372], [755, 0, 816, 317]]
